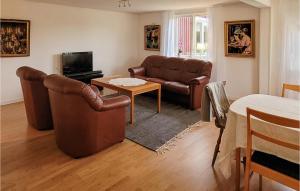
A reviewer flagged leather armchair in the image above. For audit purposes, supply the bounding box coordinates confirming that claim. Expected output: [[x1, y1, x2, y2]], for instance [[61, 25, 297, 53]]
[[44, 74, 130, 158], [16, 66, 53, 130]]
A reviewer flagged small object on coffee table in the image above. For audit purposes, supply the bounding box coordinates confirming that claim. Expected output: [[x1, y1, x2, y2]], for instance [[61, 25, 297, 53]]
[[92, 76, 161, 125], [108, 78, 147, 86]]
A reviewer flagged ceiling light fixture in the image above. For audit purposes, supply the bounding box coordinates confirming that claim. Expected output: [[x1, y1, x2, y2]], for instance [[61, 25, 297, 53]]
[[118, 0, 131, 8]]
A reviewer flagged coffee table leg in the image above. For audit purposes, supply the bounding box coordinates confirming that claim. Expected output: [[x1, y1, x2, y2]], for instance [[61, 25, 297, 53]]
[[157, 87, 161, 113], [130, 94, 134, 125]]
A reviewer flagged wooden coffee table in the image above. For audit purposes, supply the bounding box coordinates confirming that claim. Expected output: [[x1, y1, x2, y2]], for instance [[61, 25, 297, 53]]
[[91, 76, 161, 125]]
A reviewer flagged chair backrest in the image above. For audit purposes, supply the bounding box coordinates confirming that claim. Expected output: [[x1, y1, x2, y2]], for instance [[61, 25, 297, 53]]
[[16, 66, 53, 130], [245, 108, 300, 191], [44, 74, 104, 112], [206, 81, 230, 128], [281, 83, 300, 97], [246, 107, 300, 152]]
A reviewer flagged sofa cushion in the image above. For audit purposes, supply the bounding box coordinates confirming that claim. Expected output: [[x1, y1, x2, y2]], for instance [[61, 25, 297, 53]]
[[147, 78, 167, 85], [180, 59, 212, 84], [161, 57, 184, 82], [142, 55, 166, 79], [164, 82, 190, 95]]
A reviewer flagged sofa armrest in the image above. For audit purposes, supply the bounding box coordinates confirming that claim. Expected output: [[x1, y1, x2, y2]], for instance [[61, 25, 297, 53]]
[[188, 76, 210, 109], [128, 66, 145, 77], [100, 95, 131, 111], [188, 76, 210, 86]]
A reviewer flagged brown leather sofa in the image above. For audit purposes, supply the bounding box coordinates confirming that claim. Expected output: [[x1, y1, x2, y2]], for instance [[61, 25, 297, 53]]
[[128, 55, 212, 109], [16, 66, 53, 130], [44, 74, 130, 158]]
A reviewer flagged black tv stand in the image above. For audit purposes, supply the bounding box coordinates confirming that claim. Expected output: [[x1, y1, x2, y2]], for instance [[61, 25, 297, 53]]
[[64, 70, 103, 84]]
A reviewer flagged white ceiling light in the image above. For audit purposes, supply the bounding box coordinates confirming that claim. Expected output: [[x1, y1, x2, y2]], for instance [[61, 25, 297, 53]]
[[118, 0, 131, 8]]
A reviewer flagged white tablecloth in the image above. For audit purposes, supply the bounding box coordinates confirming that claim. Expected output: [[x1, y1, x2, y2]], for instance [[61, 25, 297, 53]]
[[217, 94, 300, 178]]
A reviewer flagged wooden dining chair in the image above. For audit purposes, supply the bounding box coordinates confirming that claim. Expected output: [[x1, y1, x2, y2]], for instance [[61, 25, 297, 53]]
[[205, 81, 230, 167], [244, 108, 300, 191], [281, 83, 300, 97]]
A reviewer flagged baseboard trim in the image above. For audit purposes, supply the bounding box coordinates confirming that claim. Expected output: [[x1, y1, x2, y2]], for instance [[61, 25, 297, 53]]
[[1, 98, 24, 106]]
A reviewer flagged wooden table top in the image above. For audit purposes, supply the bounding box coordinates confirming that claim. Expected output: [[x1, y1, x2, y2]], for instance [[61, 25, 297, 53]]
[[91, 75, 161, 95]]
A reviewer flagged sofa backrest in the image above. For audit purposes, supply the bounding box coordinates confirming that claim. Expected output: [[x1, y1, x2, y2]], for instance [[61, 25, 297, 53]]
[[142, 55, 167, 79], [141, 55, 212, 84]]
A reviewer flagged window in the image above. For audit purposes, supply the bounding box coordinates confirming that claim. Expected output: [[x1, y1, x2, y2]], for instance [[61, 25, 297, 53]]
[[175, 14, 208, 59]]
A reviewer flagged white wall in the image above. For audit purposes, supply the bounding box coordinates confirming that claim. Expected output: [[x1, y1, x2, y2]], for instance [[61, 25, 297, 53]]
[[138, 12, 163, 62], [0, 0, 139, 105], [138, 3, 260, 100], [1, 1, 263, 104], [212, 3, 260, 100]]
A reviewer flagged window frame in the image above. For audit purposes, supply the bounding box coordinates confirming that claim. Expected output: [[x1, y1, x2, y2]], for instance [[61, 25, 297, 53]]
[[174, 12, 208, 59]]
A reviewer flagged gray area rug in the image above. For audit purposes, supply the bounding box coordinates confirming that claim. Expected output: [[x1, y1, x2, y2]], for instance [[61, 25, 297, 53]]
[[125, 95, 201, 151]]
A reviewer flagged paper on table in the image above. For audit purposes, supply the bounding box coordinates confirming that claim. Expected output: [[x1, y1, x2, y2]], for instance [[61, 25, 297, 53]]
[[108, 78, 147, 86]]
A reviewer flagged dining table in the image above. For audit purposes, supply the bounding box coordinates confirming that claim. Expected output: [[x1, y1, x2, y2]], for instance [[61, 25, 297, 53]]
[[216, 94, 300, 190]]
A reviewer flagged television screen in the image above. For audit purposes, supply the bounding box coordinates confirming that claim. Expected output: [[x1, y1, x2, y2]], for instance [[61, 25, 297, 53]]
[[62, 51, 93, 75]]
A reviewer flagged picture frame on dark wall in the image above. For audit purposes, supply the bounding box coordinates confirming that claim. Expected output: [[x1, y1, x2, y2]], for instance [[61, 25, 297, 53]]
[[224, 20, 255, 57], [144, 25, 160, 51], [0, 19, 30, 57]]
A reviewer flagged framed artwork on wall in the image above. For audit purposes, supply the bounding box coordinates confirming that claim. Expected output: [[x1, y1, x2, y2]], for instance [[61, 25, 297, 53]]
[[224, 20, 255, 57], [0, 19, 30, 57], [144, 25, 160, 51]]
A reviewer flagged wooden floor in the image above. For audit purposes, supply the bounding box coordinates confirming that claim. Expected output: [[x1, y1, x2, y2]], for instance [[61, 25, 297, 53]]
[[1, 102, 292, 191]]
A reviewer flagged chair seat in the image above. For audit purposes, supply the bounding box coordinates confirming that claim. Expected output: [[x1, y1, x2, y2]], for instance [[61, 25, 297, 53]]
[[252, 151, 300, 180]]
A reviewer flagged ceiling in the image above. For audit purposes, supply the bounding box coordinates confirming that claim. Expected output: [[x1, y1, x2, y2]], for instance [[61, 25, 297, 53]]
[[27, 0, 240, 13]]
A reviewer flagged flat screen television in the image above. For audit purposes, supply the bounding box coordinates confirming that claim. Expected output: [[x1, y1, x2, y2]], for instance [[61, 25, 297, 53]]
[[62, 51, 93, 75]]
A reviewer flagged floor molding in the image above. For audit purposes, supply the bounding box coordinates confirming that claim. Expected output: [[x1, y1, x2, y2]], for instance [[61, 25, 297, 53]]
[[1, 98, 23, 106]]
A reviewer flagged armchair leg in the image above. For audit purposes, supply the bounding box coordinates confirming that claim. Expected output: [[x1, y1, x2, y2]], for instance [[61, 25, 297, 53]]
[[259, 175, 262, 191], [212, 127, 224, 167]]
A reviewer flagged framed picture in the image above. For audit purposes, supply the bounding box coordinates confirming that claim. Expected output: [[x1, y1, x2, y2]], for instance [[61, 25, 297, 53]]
[[0, 19, 30, 57], [224, 20, 255, 57], [144, 25, 160, 51]]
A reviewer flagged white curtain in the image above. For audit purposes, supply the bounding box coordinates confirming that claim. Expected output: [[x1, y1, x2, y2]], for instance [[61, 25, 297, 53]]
[[207, 7, 219, 82], [162, 11, 176, 57], [269, 0, 300, 98]]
